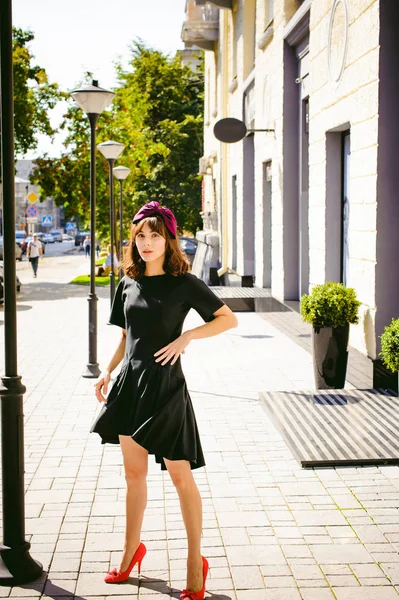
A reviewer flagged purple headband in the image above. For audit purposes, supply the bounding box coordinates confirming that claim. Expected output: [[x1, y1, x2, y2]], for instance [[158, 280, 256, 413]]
[[132, 201, 177, 238]]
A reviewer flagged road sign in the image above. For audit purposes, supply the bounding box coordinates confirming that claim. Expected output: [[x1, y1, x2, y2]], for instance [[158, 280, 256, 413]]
[[27, 192, 39, 204], [26, 205, 38, 217], [26, 217, 37, 224], [66, 222, 75, 230], [41, 215, 53, 226]]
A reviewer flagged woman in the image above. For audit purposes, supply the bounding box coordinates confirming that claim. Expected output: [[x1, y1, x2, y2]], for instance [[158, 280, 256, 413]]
[[91, 201, 237, 600]]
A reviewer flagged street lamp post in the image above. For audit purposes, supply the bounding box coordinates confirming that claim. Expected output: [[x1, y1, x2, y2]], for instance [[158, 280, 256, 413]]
[[113, 166, 131, 281], [71, 81, 115, 379], [0, 0, 43, 584], [97, 141, 125, 304]]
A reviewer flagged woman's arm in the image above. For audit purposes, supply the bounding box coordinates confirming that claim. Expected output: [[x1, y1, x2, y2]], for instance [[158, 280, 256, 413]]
[[94, 329, 126, 402], [154, 305, 238, 366], [186, 305, 238, 341], [105, 329, 127, 374]]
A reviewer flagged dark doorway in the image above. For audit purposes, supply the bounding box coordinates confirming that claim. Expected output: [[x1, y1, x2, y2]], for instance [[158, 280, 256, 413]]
[[232, 175, 238, 271], [243, 134, 255, 278], [262, 161, 272, 287], [299, 96, 309, 296], [341, 131, 351, 286], [283, 27, 310, 300]]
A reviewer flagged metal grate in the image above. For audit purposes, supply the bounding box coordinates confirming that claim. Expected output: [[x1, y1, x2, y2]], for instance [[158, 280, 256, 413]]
[[260, 389, 399, 468]]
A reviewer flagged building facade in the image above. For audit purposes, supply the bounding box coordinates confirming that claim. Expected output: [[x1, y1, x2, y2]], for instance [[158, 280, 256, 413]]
[[0, 160, 63, 235], [182, 0, 399, 380], [16, 160, 64, 234]]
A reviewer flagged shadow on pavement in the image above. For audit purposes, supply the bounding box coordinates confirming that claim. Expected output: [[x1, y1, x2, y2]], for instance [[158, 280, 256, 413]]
[[18, 574, 233, 600], [288, 390, 361, 405], [0, 303, 32, 313], [233, 334, 273, 339], [14, 282, 111, 303]]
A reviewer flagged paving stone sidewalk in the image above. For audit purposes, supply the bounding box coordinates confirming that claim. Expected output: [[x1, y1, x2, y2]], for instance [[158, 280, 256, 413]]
[[1, 260, 399, 600]]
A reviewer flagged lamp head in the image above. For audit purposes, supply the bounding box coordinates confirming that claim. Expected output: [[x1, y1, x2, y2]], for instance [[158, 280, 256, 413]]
[[71, 81, 115, 115], [97, 140, 125, 161], [113, 166, 131, 181]]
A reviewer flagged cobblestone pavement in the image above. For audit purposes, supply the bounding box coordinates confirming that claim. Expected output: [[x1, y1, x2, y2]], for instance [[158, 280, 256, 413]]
[[1, 256, 399, 600]]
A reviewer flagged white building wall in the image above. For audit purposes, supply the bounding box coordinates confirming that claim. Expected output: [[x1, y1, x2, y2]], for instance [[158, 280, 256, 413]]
[[308, 0, 379, 355], [200, 0, 380, 355]]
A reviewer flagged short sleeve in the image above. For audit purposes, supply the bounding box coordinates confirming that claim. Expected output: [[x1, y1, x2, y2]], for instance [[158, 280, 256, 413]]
[[185, 273, 225, 322], [108, 279, 126, 328]]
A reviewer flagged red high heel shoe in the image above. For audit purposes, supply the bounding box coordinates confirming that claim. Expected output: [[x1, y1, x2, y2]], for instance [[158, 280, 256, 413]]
[[104, 542, 146, 583], [180, 556, 209, 600]]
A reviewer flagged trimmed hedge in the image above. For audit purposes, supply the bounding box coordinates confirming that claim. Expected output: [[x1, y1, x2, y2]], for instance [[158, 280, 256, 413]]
[[301, 282, 360, 333], [380, 318, 399, 373]]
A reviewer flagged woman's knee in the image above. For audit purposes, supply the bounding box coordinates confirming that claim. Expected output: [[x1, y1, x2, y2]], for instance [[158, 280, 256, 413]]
[[125, 465, 147, 487], [165, 460, 193, 491], [119, 436, 148, 486]]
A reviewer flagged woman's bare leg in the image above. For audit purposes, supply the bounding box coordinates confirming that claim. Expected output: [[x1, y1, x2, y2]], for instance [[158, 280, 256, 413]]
[[164, 459, 203, 591], [119, 436, 148, 572]]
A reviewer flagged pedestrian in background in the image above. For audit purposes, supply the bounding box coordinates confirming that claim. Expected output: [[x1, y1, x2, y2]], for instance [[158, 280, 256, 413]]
[[91, 201, 238, 599], [96, 244, 118, 277], [26, 233, 43, 278], [83, 235, 91, 257]]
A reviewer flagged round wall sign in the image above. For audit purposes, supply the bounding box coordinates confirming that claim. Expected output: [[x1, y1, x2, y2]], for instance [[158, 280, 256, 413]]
[[328, 0, 349, 83], [213, 118, 247, 143]]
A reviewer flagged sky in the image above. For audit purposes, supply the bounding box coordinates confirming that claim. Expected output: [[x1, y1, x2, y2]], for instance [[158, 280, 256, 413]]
[[13, 0, 186, 158]]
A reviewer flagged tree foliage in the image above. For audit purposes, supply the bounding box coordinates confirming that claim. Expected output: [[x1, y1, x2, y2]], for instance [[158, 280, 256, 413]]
[[31, 42, 204, 239], [12, 28, 62, 155]]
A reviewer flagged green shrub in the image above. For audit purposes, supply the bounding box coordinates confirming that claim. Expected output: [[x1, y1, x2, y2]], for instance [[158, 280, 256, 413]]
[[380, 318, 399, 373], [70, 275, 119, 286], [300, 282, 361, 332]]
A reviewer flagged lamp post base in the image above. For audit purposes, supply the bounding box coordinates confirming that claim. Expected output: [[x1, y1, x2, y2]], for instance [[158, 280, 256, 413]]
[[0, 544, 42, 585], [82, 363, 101, 379]]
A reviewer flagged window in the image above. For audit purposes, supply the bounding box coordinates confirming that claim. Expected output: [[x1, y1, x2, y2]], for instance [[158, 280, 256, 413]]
[[265, 0, 274, 28], [232, 11, 237, 78], [205, 67, 211, 124], [243, 0, 256, 78]]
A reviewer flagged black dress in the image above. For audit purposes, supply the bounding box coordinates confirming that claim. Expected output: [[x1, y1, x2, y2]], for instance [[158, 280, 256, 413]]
[[91, 272, 225, 470]]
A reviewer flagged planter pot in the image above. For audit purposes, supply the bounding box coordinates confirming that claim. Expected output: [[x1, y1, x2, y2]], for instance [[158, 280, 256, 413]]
[[373, 359, 399, 396], [312, 324, 350, 389]]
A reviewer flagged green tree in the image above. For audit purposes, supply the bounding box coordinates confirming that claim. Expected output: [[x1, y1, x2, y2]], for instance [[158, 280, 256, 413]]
[[113, 42, 204, 234], [12, 28, 62, 155], [32, 104, 112, 235], [31, 42, 204, 239]]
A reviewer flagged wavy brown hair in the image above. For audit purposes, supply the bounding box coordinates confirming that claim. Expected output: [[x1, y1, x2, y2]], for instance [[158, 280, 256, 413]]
[[121, 215, 190, 279]]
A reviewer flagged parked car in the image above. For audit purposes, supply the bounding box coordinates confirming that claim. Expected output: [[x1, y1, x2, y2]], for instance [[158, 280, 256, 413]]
[[49, 230, 62, 242], [62, 233, 74, 241], [43, 233, 55, 243], [178, 237, 198, 264], [0, 263, 22, 304], [0, 238, 23, 261], [75, 231, 90, 247], [15, 230, 27, 253]]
